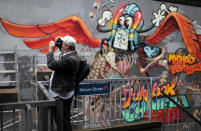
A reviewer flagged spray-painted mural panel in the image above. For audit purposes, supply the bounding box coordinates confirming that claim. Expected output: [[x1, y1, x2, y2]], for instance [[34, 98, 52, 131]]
[[0, 0, 201, 128]]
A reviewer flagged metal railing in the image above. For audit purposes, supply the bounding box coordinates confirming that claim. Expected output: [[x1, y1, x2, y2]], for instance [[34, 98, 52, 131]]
[[72, 77, 157, 129], [159, 91, 201, 131], [0, 81, 63, 131], [1, 77, 201, 131], [71, 78, 201, 131]]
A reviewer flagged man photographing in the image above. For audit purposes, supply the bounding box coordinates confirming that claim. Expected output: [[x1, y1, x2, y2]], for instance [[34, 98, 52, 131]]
[[47, 35, 80, 131]]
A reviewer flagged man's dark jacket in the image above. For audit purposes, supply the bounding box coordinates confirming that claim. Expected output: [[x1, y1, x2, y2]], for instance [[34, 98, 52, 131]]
[[47, 51, 80, 96]]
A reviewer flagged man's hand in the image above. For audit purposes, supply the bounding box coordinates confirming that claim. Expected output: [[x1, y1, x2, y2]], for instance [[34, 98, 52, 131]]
[[49, 40, 55, 52]]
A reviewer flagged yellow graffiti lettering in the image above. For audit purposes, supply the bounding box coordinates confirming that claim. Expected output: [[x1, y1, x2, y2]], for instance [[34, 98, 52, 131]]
[[164, 81, 176, 96], [123, 81, 176, 109], [168, 52, 196, 65], [168, 52, 200, 75], [168, 53, 176, 63]]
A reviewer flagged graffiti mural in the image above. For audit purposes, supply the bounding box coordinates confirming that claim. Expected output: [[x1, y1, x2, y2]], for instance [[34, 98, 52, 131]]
[[87, 2, 201, 124], [1, 3, 200, 75], [168, 50, 201, 75], [0, 16, 101, 53], [121, 81, 190, 123], [0, 0, 201, 128]]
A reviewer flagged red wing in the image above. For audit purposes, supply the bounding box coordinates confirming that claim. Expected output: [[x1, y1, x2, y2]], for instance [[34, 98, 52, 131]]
[[1, 16, 101, 54], [146, 12, 201, 62]]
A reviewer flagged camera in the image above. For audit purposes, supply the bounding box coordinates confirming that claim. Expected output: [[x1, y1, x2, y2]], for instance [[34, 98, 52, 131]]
[[55, 38, 63, 50]]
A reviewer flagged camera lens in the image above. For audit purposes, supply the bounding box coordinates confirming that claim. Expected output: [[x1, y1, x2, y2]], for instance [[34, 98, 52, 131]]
[[55, 38, 62, 50]]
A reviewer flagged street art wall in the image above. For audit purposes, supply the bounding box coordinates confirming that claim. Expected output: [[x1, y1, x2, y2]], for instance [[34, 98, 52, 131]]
[[0, 0, 201, 129]]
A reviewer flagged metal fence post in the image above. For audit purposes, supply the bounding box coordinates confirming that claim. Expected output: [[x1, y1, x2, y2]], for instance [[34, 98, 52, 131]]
[[1, 110, 3, 131], [149, 78, 153, 122], [55, 98, 63, 131], [25, 104, 32, 131], [48, 107, 54, 131]]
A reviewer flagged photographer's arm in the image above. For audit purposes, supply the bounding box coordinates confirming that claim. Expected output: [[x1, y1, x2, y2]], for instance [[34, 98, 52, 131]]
[[46, 40, 76, 72], [47, 40, 66, 71], [47, 51, 75, 71], [47, 51, 60, 71]]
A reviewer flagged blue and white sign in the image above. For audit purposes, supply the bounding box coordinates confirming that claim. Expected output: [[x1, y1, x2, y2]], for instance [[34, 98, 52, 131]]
[[77, 83, 110, 96]]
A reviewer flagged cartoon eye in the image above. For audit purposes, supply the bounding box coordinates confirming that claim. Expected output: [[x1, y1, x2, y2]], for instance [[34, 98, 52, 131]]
[[124, 17, 133, 29], [117, 16, 125, 27]]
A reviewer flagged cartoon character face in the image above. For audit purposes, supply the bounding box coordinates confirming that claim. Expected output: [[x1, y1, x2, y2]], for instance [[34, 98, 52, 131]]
[[117, 16, 133, 29], [113, 16, 133, 50], [109, 4, 143, 51]]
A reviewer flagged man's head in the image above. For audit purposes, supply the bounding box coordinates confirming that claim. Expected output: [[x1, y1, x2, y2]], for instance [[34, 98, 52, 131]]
[[60, 36, 76, 52]]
